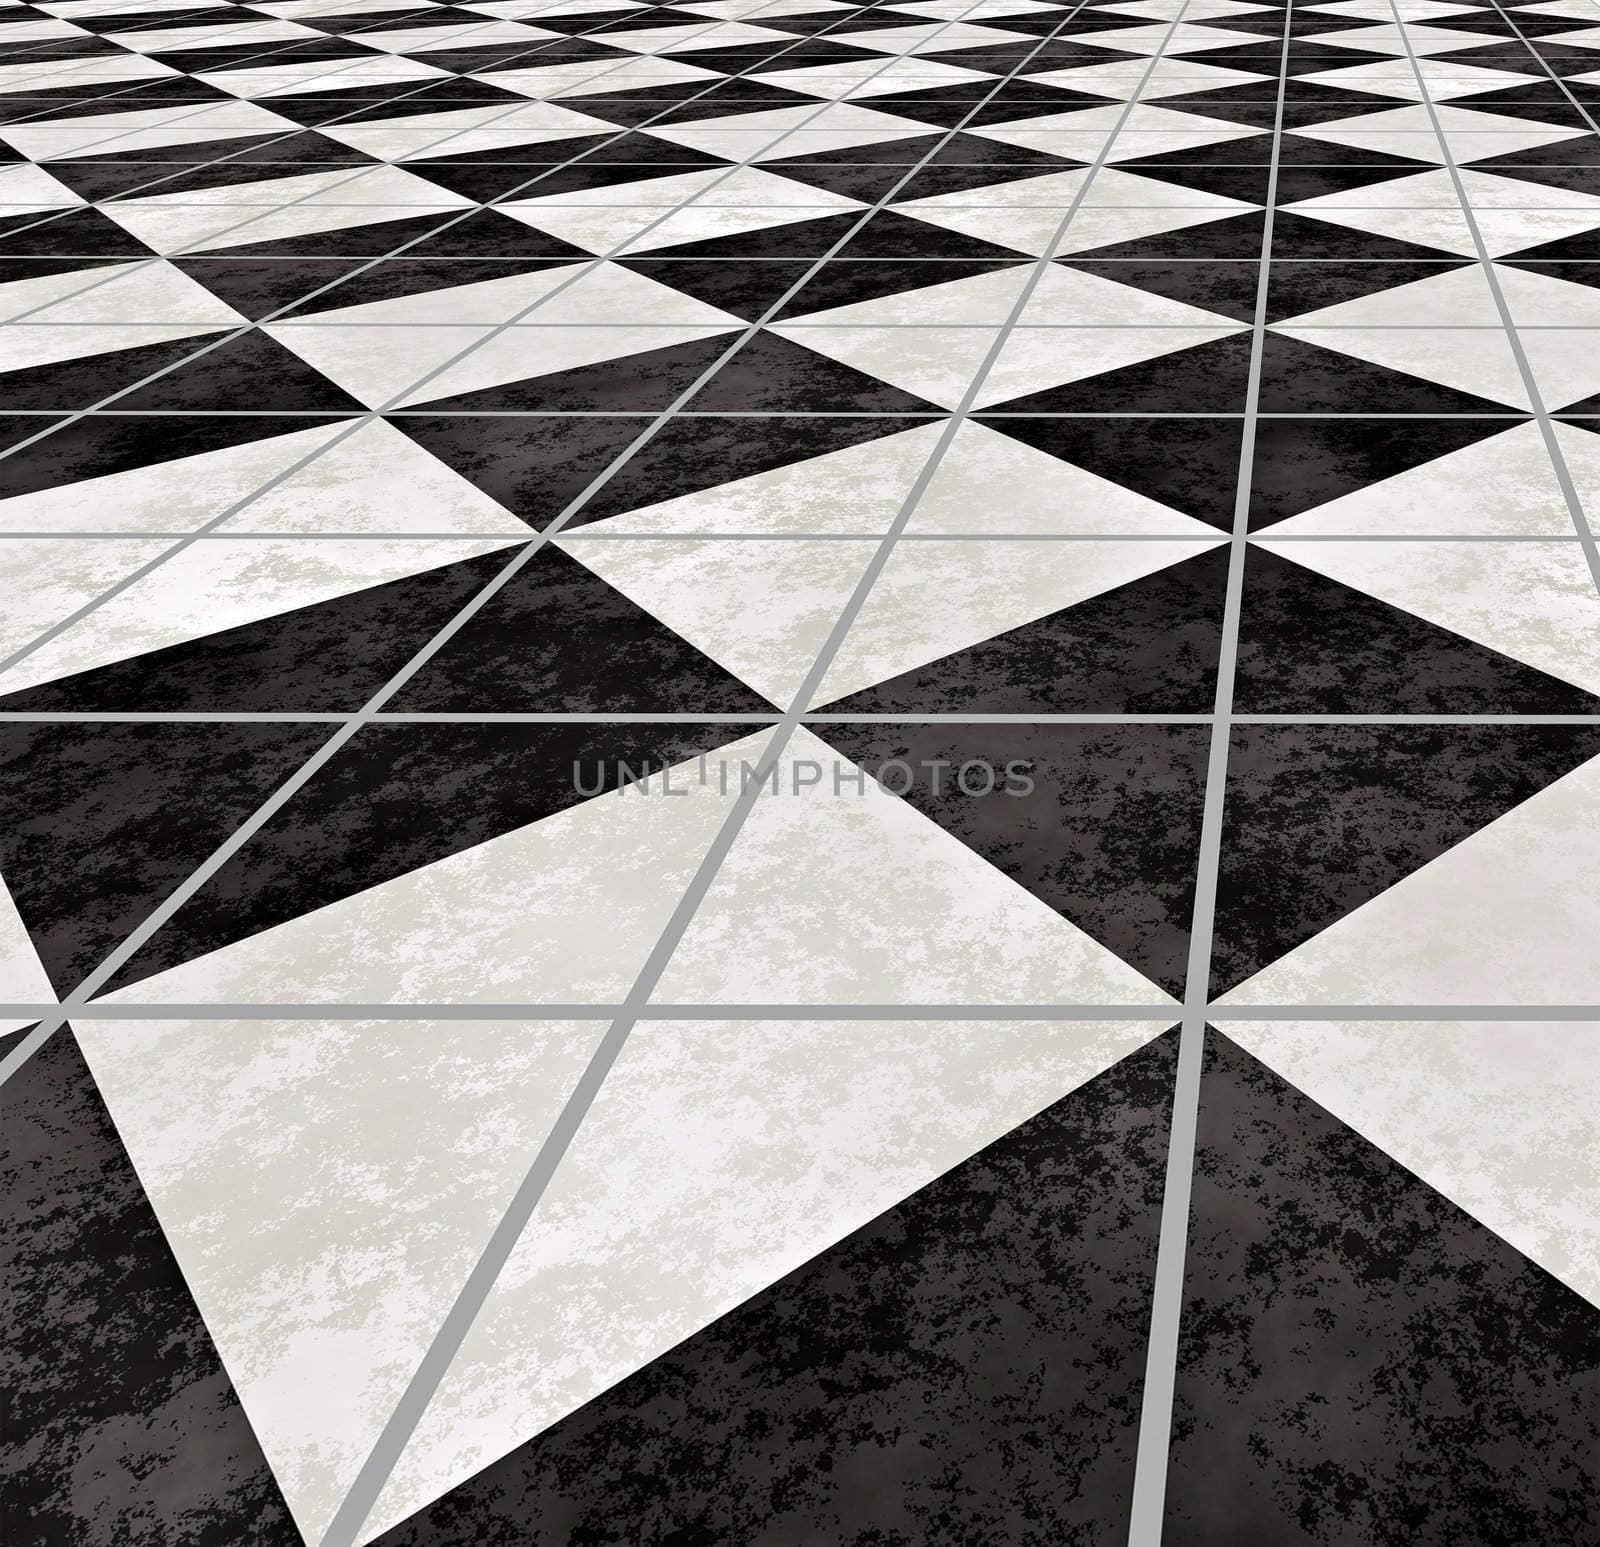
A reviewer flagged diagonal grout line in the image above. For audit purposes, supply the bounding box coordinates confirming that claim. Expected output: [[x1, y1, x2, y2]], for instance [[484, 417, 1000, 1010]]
[[0, 0, 1103, 1102], [1379, 0, 1600, 595], [0, 0, 1023, 685], [0, 0, 614, 201], [314, 5, 1238, 1544], [0, 0, 912, 295], [1125, 1, 1293, 1541], [0, 0, 818, 315]]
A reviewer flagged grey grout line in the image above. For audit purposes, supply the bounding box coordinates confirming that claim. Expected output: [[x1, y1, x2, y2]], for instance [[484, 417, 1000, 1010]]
[[9, 1000, 1600, 1021], [0, 0, 1025, 684], [0, 0, 916, 279], [0, 2, 615, 231], [1126, 0, 1293, 1540], [0, 530, 1590, 541], [311, 5, 1223, 1542], [0, 0, 814, 316], [1382, 0, 1600, 598], [28, 319, 1600, 329], [1, 711, 1598, 724], [0, 0, 1081, 1110]]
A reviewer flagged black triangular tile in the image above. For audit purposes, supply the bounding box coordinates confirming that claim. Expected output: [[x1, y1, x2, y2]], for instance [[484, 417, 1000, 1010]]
[[1266, 258, 1467, 321], [1235, 544, 1600, 713], [848, 78, 1116, 130], [1270, 209, 1464, 261], [1447, 87, 1593, 131], [983, 416, 1245, 531], [577, 412, 946, 525], [762, 132, 1078, 201], [389, 544, 778, 712], [1464, 133, 1600, 195], [686, 330, 945, 414], [0, 413, 353, 501], [1160, 81, 1402, 130], [1210, 724, 1600, 993], [618, 256, 819, 320], [115, 330, 367, 414], [42, 130, 368, 203], [408, 331, 744, 413], [1257, 333, 1521, 415], [0, 205, 153, 262], [395, 410, 942, 529], [103, 720, 757, 994], [990, 333, 1256, 414], [0, 331, 235, 413], [0, 549, 524, 715], [819, 722, 1209, 994], [1169, 1033, 1600, 1545], [551, 77, 819, 128], [372, 1031, 1177, 1547], [1248, 415, 1519, 526], [817, 546, 1227, 714], [2, 1027, 304, 1547], [1056, 257, 1262, 322], [1070, 211, 1267, 262], [0, 720, 331, 995]]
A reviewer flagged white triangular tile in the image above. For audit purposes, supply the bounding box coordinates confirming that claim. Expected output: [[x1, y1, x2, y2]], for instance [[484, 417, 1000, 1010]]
[[0, 538, 173, 666], [553, 536, 873, 704], [656, 727, 1176, 1004], [1218, 1018, 1600, 1311], [74, 1015, 605, 1544], [1258, 421, 1584, 536], [1220, 748, 1600, 1004], [99, 731, 775, 1007], [361, 1012, 1171, 1537], [1253, 536, 1600, 694], [907, 420, 1225, 535], [0, 537, 527, 697], [0, 868, 55, 1030], [811, 536, 1224, 704], [586, 421, 948, 534]]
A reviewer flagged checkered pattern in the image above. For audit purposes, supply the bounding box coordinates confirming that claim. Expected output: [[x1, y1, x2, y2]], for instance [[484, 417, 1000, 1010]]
[[4, 0, 1600, 1542]]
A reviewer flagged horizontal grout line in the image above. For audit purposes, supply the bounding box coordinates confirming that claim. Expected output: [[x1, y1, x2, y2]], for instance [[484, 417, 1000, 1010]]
[[0, 712, 1596, 725], [7, 1002, 1597, 1022], [0, 531, 1587, 543], [0, 409, 1558, 419], [12, 319, 1600, 330], [10, 257, 1600, 266]]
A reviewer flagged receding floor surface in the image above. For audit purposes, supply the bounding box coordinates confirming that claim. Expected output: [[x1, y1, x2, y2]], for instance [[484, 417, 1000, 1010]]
[[3, 0, 1600, 1541]]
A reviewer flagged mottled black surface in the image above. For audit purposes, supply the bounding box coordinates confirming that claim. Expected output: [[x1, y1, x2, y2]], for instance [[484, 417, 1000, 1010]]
[[1211, 726, 1600, 994], [377, 1032, 1178, 1547], [395, 412, 940, 529], [995, 334, 1256, 414], [1169, 1033, 1600, 1545], [1257, 334, 1519, 415], [106, 720, 756, 992], [1235, 545, 1600, 713], [820, 722, 1209, 995], [1247, 416, 1519, 527], [0, 549, 524, 714], [390, 544, 777, 712], [411, 332, 744, 413], [1, 1027, 301, 1547], [982, 415, 1246, 530], [819, 547, 1227, 714], [0, 720, 330, 994], [687, 330, 945, 414], [0, 414, 361, 501]]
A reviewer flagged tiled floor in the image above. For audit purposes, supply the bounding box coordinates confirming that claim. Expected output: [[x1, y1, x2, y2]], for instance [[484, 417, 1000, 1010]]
[[4, 0, 1600, 1540]]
